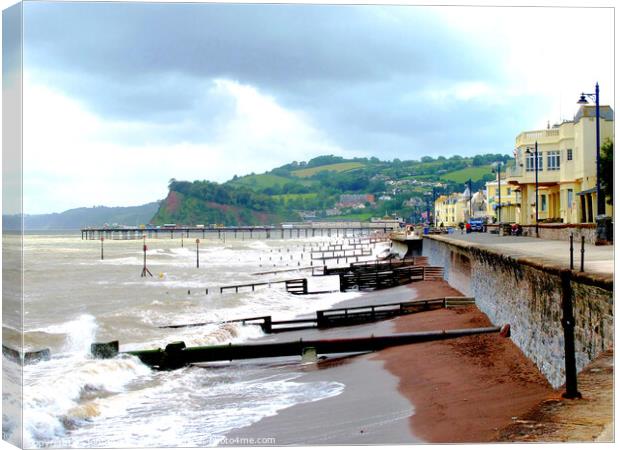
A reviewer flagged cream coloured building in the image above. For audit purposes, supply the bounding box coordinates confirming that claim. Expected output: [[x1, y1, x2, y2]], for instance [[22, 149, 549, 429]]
[[485, 179, 519, 223], [435, 188, 487, 226], [506, 105, 613, 224]]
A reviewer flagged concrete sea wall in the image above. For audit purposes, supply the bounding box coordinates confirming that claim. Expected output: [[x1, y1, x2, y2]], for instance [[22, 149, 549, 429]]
[[424, 236, 613, 388]]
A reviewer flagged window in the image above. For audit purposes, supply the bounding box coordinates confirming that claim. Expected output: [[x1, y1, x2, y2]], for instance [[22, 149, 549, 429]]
[[506, 188, 511, 196], [547, 151, 560, 170], [567, 149, 573, 161], [567, 189, 573, 207], [541, 194, 547, 211], [526, 152, 543, 171]]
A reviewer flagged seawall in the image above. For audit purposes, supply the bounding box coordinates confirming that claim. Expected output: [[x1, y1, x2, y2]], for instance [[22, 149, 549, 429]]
[[423, 235, 613, 388]]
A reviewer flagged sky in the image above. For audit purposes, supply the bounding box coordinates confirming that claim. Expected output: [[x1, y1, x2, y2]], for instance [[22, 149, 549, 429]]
[[5, 0, 616, 213]]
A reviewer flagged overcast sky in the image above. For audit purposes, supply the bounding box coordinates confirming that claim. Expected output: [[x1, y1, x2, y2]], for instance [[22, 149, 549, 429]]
[[14, 1, 615, 213]]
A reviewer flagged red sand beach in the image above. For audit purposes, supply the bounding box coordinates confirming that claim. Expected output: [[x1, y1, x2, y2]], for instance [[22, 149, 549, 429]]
[[230, 280, 566, 444], [380, 280, 555, 442]]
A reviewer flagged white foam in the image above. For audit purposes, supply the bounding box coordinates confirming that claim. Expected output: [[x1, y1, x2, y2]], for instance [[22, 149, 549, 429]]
[[29, 314, 98, 355], [23, 355, 151, 447], [62, 368, 344, 448]]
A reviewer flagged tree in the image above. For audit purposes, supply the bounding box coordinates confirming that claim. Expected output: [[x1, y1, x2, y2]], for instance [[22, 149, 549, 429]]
[[472, 155, 484, 166], [600, 138, 613, 204]]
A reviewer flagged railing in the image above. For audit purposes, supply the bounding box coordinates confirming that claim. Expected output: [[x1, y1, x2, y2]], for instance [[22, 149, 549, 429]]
[[516, 128, 561, 146], [505, 165, 523, 178]]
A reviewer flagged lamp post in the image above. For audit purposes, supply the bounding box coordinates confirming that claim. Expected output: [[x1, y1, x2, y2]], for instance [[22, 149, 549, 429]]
[[526, 142, 539, 237], [466, 178, 473, 220], [424, 192, 431, 226], [493, 162, 504, 223], [432, 186, 440, 227], [577, 83, 604, 217]]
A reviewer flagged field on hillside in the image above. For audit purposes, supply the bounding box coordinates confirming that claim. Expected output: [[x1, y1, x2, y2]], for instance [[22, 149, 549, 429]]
[[229, 173, 302, 188], [271, 193, 319, 202], [292, 162, 365, 178], [440, 165, 492, 183]]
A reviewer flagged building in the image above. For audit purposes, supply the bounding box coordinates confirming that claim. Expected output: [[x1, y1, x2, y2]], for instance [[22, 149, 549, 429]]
[[435, 193, 464, 226], [434, 188, 487, 226], [338, 194, 376, 208], [485, 179, 519, 223], [506, 104, 614, 224]]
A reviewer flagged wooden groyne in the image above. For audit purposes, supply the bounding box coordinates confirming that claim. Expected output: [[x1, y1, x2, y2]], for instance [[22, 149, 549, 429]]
[[158, 296, 476, 333], [310, 249, 373, 260], [92, 325, 506, 370], [338, 265, 444, 292], [218, 278, 335, 295], [315, 256, 429, 277]]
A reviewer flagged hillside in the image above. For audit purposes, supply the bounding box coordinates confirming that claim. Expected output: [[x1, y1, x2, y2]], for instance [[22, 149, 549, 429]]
[[291, 162, 365, 178], [4, 202, 160, 231], [150, 182, 294, 226], [440, 165, 494, 183], [150, 153, 512, 226]]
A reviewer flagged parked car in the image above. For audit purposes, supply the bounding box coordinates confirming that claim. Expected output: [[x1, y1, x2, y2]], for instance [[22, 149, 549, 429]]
[[468, 219, 485, 232]]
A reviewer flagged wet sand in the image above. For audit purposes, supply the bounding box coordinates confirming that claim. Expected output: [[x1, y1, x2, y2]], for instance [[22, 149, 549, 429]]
[[227, 356, 418, 445], [381, 280, 556, 443]]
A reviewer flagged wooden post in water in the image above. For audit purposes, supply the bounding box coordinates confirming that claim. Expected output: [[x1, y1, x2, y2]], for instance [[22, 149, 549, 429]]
[[141, 244, 153, 277], [196, 239, 200, 268], [181, 233, 184, 248], [100, 237, 104, 260]]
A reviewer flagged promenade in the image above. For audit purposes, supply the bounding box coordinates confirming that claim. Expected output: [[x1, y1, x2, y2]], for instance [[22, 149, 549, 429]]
[[431, 232, 613, 278]]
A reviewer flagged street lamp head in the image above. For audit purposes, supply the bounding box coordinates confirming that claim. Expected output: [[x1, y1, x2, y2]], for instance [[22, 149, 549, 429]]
[[577, 93, 589, 105]]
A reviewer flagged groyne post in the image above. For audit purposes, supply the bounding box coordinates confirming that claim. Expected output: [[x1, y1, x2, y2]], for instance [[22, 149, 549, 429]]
[[560, 270, 581, 399], [141, 244, 153, 277], [100, 237, 104, 260], [196, 239, 200, 268]]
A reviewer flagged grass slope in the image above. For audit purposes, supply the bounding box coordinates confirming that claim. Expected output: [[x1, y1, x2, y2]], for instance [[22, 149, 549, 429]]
[[440, 165, 493, 183], [228, 173, 295, 189], [292, 162, 365, 178]]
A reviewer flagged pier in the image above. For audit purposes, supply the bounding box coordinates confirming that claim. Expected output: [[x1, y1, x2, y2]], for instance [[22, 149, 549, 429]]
[[80, 223, 398, 240]]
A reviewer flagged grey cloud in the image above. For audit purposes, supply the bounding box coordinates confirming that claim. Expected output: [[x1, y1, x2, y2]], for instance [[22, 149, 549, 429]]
[[23, 2, 511, 158]]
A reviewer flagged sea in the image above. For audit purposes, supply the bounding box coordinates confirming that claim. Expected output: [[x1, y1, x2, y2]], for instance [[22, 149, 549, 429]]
[[2, 230, 390, 448]]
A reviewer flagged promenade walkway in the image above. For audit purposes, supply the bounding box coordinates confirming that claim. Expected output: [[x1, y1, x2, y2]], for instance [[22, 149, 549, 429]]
[[430, 233, 613, 279]]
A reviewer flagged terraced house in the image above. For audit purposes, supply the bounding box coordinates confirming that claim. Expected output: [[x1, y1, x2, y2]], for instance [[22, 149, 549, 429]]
[[434, 188, 487, 226], [506, 104, 614, 225]]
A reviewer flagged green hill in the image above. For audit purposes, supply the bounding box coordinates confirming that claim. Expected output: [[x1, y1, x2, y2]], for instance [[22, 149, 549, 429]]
[[291, 162, 365, 178], [228, 173, 298, 189], [440, 165, 494, 183], [150, 153, 513, 226]]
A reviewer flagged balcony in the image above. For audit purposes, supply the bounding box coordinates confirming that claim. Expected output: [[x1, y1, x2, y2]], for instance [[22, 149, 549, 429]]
[[516, 128, 561, 146], [505, 165, 523, 178]]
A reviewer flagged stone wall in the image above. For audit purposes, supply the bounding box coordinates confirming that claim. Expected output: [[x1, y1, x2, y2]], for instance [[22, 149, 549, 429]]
[[424, 236, 613, 388]]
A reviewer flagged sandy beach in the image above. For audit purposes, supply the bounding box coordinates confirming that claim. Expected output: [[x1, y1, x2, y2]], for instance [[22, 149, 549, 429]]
[[382, 280, 555, 443], [228, 280, 560, 444]]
